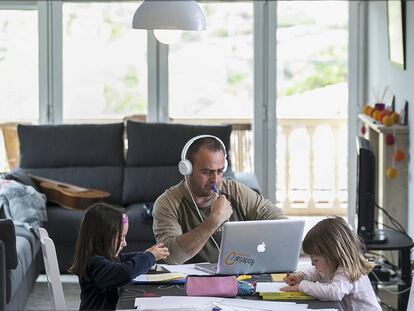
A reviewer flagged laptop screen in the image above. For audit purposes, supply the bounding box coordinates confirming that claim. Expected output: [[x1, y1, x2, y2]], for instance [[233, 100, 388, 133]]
[[197, 219, 304, 275]]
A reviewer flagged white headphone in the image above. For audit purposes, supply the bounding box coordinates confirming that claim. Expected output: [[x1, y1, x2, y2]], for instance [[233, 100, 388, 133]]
[[178, 135, 228, 176]]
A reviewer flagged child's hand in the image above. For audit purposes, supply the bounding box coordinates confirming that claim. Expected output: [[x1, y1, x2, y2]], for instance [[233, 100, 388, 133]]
[[280, 284, 300, 292], [283, 272, 303, 286], [146, 243, 169, 261]]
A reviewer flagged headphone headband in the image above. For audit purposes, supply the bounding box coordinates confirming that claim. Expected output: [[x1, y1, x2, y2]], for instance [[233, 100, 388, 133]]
[[178, 135, 228, 176], [180, 135, 227, 161]]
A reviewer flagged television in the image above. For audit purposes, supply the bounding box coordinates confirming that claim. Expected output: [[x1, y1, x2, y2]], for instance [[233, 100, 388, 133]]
[[356, 136, 387, 244]]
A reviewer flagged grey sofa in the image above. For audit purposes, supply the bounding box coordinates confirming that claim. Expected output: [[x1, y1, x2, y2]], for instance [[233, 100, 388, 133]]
[[0, 219, 41, 311], [12, 121, 259, 274]]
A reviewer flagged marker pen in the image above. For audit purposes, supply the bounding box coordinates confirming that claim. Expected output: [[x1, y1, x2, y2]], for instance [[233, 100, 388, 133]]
[[211, 184, 219, 194]]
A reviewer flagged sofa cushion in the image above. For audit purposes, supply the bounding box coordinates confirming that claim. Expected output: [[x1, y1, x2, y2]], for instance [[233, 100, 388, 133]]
[[18, 123, 125, 168], [0, 219, 17, 269], [124, 122, 232, 204], [9, 230, 38, 302], [15, 226, 39, 258], [123, 166, 182, 204], [45, 205, 85, 244], [126, 121, 232, 166], [124, 203, 155, 243]]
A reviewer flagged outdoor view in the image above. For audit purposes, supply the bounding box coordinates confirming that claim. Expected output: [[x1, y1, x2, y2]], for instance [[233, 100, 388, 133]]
[[0, 9, 38, 170], [169, 2, 253, 120], [0, 1, 348, 215], [276, 1, 348, 213], [0, 10, 38, 121], [62, 1, 147, 121]]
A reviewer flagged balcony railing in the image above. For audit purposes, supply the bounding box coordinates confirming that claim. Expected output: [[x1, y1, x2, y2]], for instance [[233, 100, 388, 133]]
[[1, 117, 347, 216], [172, 118, 347, 216]]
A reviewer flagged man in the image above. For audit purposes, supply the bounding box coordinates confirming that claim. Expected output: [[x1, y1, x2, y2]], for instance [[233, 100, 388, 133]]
[[153, 135, 286, 264]]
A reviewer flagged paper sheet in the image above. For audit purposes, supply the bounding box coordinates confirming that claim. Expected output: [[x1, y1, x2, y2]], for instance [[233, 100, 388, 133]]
[[158, 263, 210, 275], [133, 273, 186, 283], [134, 296, 222, 309], [256, 282, 287, 293], [135, 296, 308, 311], [217, 298, 307, 310]]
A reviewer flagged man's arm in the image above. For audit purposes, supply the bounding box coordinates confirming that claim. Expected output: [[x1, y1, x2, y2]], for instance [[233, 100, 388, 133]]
[[153, 193, 231, 264], [177, 194, 232, 258], [175, 214, 220, 260]]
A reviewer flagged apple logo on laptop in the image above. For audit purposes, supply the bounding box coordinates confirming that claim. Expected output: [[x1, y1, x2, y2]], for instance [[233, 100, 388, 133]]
[[257, 242, 266, 253]]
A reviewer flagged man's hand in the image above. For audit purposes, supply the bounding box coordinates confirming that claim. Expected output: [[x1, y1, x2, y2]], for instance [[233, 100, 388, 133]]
[[209, 194, 232, 226], [145, 243, 170, 261], [283, 272, 303, 286]]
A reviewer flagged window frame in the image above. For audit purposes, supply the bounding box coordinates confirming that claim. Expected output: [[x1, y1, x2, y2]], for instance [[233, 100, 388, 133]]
[[0, 0, 363, 220]]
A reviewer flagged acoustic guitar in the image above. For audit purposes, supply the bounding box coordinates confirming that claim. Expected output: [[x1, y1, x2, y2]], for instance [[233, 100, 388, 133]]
[[29, 175, 111, 211]]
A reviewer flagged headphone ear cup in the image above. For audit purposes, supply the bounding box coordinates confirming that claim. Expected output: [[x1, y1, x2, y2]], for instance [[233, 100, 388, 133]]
[[223, 159, 228, 173], [178, 159, 193, 176]]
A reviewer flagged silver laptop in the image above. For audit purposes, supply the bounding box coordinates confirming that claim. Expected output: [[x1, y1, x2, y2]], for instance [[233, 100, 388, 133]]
[[196, 219, 304, 275]]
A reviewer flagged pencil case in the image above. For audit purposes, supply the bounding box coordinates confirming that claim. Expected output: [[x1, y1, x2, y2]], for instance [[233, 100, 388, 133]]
[[185, 275, 238, 297]]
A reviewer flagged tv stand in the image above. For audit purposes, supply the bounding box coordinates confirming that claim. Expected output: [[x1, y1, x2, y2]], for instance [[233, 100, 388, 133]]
[[361, 229, 387, 244], [364, 229, 414, 311]]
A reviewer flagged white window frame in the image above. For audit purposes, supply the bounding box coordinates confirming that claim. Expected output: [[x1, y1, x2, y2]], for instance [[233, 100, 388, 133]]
[[2, 0, 364, 214], [348, 1, 367, 226], [38, 0, 62, 124]]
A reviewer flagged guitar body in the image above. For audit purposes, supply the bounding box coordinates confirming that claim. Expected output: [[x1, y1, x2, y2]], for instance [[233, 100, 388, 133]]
[[30, 175, 110, 211]]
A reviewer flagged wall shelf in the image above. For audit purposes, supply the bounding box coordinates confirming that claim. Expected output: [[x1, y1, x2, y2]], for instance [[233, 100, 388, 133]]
[[358, 114, 409, 230]]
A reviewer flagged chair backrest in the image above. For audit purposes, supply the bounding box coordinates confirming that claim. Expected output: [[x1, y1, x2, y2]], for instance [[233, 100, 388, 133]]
[[39, 228, 66, 311]]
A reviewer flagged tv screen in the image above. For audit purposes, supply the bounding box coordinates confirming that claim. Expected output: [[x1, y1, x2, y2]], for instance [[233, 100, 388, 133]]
[[356, 136, 387, 244]]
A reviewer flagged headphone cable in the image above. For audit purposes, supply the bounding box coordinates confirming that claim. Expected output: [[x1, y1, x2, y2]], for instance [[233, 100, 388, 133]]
[[184, 176, 221, 251]]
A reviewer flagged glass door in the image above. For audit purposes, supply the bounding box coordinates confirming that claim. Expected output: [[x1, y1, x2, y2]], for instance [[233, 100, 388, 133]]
[[168, 1, 254, 174], [276, 1, 349, 216]]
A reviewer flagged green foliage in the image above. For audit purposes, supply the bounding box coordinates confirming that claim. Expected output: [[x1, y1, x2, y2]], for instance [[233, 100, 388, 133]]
[[280, 43, 347, 97], [213, 28, 229, 37], [227, 72, 244, 86], [226, 71, 247, 95], [282, 63, 346, 96], [103, 66, 146, 115]]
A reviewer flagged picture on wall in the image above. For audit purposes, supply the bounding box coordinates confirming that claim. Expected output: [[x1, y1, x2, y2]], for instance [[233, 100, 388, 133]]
[[387, 0, 405, 70]]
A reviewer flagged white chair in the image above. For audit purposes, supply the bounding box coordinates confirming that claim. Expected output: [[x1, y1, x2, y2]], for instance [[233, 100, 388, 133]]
[[39, 228, 67, 310]]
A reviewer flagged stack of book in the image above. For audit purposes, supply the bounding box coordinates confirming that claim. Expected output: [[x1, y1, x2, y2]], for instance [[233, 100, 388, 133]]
[[256, 282, 314, 300], [260, 291, 314, 300]]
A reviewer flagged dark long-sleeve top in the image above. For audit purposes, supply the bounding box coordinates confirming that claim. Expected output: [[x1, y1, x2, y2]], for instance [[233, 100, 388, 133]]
[[79, 251, 155, 310]]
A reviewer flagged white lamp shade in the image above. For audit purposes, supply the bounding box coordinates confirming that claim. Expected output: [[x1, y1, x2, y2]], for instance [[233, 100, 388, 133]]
[[132, 0, 206, 31]]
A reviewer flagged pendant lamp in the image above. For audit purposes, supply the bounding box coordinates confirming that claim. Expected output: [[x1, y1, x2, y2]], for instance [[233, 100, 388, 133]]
[[132, 0, 206, 44]]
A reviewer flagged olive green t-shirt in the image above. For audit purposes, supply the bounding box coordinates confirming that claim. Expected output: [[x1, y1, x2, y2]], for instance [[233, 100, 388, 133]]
[[152, 179, 287, 264]]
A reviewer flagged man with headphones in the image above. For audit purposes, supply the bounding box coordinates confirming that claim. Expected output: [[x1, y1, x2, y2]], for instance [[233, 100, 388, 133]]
[[152, 135, 287, 264]]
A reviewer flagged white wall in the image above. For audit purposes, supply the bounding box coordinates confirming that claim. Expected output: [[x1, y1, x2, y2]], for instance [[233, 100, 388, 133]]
[[366, 1, 414, 237]]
